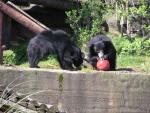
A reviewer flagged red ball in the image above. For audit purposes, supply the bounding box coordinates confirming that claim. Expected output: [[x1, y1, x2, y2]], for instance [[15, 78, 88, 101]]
[[96, 59, 110, 71]]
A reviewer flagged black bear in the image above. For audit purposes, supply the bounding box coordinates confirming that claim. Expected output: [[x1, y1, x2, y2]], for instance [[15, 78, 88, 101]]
[[88, 34, 116, 71], [27, 30, 83, 71]]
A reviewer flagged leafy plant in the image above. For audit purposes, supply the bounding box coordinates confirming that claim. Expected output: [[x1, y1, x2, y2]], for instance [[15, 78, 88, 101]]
[[3, 50, 16, 65], [113, 36, 150, 56], [3, 41, 28, 65], [66, 0, 110, 49], [115, 0, 150, 37]]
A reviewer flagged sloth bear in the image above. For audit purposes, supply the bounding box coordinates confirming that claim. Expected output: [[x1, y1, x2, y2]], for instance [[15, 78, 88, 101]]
[[88, 34, 116, 71], [27, 30, 83, 71]]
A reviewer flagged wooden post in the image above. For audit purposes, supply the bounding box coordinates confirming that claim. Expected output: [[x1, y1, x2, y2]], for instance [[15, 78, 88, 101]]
[[0, 0, 4, 64], [126, 0, 130, 37], [3, 14, 11, 48]]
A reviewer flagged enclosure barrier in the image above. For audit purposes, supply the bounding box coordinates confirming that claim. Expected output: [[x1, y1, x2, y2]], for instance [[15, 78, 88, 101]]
[[0, 66, 150, 113]]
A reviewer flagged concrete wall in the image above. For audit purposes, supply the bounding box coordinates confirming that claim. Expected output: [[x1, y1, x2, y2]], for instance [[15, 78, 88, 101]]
[[0, 66, 150, 113]]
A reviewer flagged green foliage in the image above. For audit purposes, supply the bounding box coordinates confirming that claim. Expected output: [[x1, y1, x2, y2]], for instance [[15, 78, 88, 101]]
[[66, 0, 109, 49], [3, 50, 16, 65], [13, 42, 28, 65], [3, 41, 28, 65], [117, 55, 150, 73], [117, 55, 145, 67], [113, 36, 150, 56], [116, 0, 150, 18], [115, 0, 150, 37], [77, 19, 101, 48], [38, 55, 60, 68], [3, 41, 27, 65]]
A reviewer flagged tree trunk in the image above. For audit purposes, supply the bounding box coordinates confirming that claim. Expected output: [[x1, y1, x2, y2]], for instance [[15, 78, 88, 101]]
[[126, 0, 130, 37]]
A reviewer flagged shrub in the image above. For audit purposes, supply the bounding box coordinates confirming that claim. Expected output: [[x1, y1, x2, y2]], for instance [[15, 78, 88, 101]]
[[3, 50, 16, 65], [66, 0, 109, 49], [3, 41, 28, 65], [113, 36, 150, 56]]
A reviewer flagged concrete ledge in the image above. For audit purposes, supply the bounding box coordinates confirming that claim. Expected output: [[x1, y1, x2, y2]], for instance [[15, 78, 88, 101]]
[[0, 66, 150, 113]]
